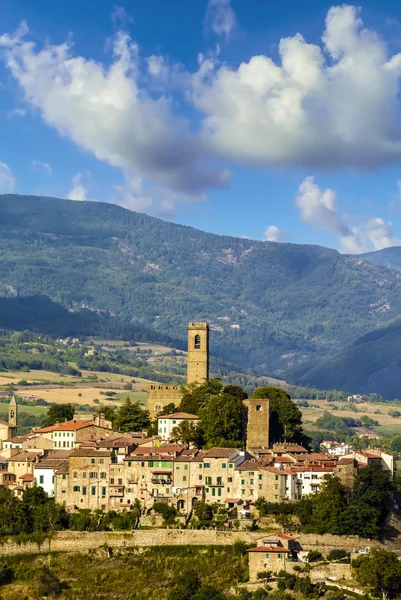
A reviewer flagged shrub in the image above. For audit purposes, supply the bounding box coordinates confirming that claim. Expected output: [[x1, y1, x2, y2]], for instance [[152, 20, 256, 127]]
[[256, 571, 272, 580], [306, 550, 323, 563], [232, 539, 248, 557], [327, 549, 349, 561]]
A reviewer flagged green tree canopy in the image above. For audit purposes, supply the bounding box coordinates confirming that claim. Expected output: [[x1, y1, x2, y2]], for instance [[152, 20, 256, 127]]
[[251, 386, 310, 448], [180, 379, 223, 415], [114, 398, 150, 432], [198, 393, 245, 448], [171, 421, 204, 448], [352, 548, 401, 600], [44, 403, 74, 426]]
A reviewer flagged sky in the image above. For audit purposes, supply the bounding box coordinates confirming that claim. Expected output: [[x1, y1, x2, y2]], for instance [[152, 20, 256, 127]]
[[2, 0, 401, 252]]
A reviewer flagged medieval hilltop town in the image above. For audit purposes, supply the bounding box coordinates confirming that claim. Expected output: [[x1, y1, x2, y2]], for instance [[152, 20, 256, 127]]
[[0, 323, 397, 581]]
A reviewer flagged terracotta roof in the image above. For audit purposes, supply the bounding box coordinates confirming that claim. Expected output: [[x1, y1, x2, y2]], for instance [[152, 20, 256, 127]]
[[8, 452, 41, 462], [174, 451, 206, 463], [338, 458, 356, 465], [273, 444, 307, 453], [70, 448, 113, 457], [0, 419, 10, 427], [235, 460, 261, 472], [279, 534, 296, 540], [131, 444, 183, 456], [204, 448, 239, 459], [160, 412, 198, 420], [274, 457, 294, 463], [19, 473, 34, 481], [35, 420, 93, 433], [4, 435, 29, 443]]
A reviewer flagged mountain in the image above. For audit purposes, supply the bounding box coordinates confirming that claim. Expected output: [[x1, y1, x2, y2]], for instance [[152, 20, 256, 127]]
[[359, 247, 401, 272], [290, 315, 401, 399], [1, 194, 401, 385]]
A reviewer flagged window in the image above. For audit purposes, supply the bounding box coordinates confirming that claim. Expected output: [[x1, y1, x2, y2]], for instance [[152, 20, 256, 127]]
[[172, 420, 176, 425], [90, 472, 96, 479], [101, 487, 106, 496], [259, 484, 262, 490], [52, 476, 54, 484], [277, 554, 282, 559], [184, 465, 188, 470], [110, 478, 115, 485], [199, 475, 203, 481], [82, 486, 87, 495], [250, 479, 254, 485], [194, 334, 201, 349], [212, 488, 215, 497], [222, 463, 226, 468], [241, 489, 245, 495], [118, 478, 122, 485], [241, 479, 245, 485], [218, 488, 222, 497], [217, 477, 222, 485], [73, 472, 78, 479], [99, 459, 104, 465], [256, 405, 262, 411], [100, 472, 106, 479], [227, 487, 230, 493], [91, 486, 96, 496], [63, 442, 66, 447], [205, 477, 212, 485], [91, 458, 96, 464], [39, 475, 44, 484], [205, 488, 209, 493], [73, 486, 80, 492], [82, 472, 87, 479], [258, 474, 262, 480], [275, 475, 279, 481], [229, 464, 233, 469], [204, 463, 210, 468], [228, 477, 232, 483], [265, 553, 270, 559], [62, 474, 66, 480], [183, 476, 187, 482], [128, 462, 132, 467], [149, 461, 154, 468], [199, 464, 203, 468]]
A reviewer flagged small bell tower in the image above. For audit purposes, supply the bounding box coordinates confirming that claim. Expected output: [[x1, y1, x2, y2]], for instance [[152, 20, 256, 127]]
[[187, 322, 209, 384], [8, 395, 17, 428]]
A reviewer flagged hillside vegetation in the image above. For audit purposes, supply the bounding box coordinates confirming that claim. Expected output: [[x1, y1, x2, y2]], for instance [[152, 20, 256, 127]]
[[292, 315, 401, 398], [1, 194, 401, 384]]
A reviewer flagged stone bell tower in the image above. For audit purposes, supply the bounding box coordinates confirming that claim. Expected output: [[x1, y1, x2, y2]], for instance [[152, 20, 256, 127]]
[[187, 322, 209, 384], [8, 395, 17, 428]]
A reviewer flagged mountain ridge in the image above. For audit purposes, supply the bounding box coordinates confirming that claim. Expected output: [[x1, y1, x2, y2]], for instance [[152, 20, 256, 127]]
[[1, 193, 401, 392]]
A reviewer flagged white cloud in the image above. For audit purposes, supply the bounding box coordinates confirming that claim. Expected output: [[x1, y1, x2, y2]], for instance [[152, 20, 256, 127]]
[[111, 5, 134, 27], [194, 5, 401, 169], [264, 225, 287, 242], [204, 0, 238, 40], [296, 176, 401, 253], [0, 161, 16, 192], [8, 106, 26, 118], [67, 174, 87, 201], [0, 22, 228, 213], [32, 160, 52, 175]]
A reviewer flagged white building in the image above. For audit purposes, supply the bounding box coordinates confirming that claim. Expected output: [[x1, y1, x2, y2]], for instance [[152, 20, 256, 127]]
[[34, 452, 70, 497], [293, 465, 335, 495], [158, 412, 199, 441], [321, 441, 352, 457]]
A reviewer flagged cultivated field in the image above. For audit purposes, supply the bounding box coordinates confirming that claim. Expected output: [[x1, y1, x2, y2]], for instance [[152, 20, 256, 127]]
[[299, 399, 401, 435]]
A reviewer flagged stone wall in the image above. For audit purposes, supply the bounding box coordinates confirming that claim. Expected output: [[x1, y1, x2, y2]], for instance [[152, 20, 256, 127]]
[[0, 529, 260, 557]]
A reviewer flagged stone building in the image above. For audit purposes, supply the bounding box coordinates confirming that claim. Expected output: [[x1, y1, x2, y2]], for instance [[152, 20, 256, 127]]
[[248, 534, 300, 581], [243, 398, 269, 450], [34, 416, 113, 450], [147, 322, 210, 417]]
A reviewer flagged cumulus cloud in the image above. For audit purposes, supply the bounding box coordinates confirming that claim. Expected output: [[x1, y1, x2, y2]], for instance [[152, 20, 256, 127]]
[[67, 174, 87, 201], [264, 225, 288, 242], [194, 5, 401, 169], [0, 22, 228, 212], [296, 177, 401, 253], [204, 0, 238, 40], [0, 161, 16, 192], [32, 160, 52, 175]]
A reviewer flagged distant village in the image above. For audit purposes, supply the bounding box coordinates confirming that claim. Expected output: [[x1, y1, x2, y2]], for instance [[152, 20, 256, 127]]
[[0, 323, 395, 518]]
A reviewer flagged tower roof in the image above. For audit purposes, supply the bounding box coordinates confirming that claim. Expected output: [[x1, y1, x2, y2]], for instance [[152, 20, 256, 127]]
[[9, 395, 16, 406]]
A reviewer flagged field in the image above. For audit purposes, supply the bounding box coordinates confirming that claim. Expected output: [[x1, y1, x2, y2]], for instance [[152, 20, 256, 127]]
[[0, 403, 47, 419], [299, 399, 401, 435]]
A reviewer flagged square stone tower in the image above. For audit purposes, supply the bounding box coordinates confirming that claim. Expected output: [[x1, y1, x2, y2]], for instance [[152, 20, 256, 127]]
[[243, 398, 269, 450], [187, 322, 209, 384]]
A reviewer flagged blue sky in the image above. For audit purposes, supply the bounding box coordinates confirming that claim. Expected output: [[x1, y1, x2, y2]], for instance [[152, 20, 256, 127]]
[[2, 0, 401, 252]]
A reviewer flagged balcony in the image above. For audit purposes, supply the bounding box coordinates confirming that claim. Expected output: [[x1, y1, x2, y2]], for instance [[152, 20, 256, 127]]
[[151, 478, 172, 485]]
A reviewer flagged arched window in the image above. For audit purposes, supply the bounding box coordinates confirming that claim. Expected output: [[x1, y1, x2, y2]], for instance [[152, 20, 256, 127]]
[[155, 403, 163, 413], [194, 334, 201, 349]]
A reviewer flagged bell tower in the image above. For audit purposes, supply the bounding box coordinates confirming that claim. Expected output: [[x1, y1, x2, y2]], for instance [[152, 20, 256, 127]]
[[8, 395, 17, 428], [187, 322, 209, 384]]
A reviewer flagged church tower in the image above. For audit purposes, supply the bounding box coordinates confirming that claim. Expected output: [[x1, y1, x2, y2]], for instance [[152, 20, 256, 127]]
[[187, 322, 209, 384], [8, 395, 17, 428]]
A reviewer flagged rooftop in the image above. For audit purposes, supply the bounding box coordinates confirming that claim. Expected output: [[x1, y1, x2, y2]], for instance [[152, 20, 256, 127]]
[[35, 419, 94, 433], [204, 448, 239, 459], [159, 412, 198, 420]]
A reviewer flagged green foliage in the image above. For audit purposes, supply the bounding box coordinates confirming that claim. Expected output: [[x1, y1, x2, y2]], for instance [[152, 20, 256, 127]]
[[153, 502, 178, 526], [255, 498, 298, 516], [327, 549, 349, 561], [44, 403, 75, 426], [306, 550, 323, 563], [171, 421, 204, 448], [352, 548, 401, 600], [298, 463, 394, 537], [180, 380, 223, 415], [232, 539, 248, 557], [199, 392, 245, 448], [251, 386, 310, 447], [114, 398, 150, 432]]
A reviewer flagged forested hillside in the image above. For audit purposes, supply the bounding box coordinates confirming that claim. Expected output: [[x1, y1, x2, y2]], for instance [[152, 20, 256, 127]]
[[1, 194, 401, 382]]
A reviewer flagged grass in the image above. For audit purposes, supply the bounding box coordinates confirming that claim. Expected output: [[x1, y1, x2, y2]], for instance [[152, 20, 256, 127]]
[[0, 545, 248, 599], [0, 403, 47, 418], [373, 424, 401, 435], [0, 370, 79, 384]]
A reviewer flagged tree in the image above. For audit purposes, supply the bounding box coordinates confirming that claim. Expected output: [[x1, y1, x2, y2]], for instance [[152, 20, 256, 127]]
[[251, 386, 310, 448], [97, 405, 116, 424], [171, 421, 204, 448], [199, 393, 245, 448], [44, 403, 74, 426], [114, 398, 150, 432], [180, 379, 223, 415], [168, 569, 201, 600], [153, 502, 177, 526], [352, 548, 401, 600], [223, 385, 248, 400]]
